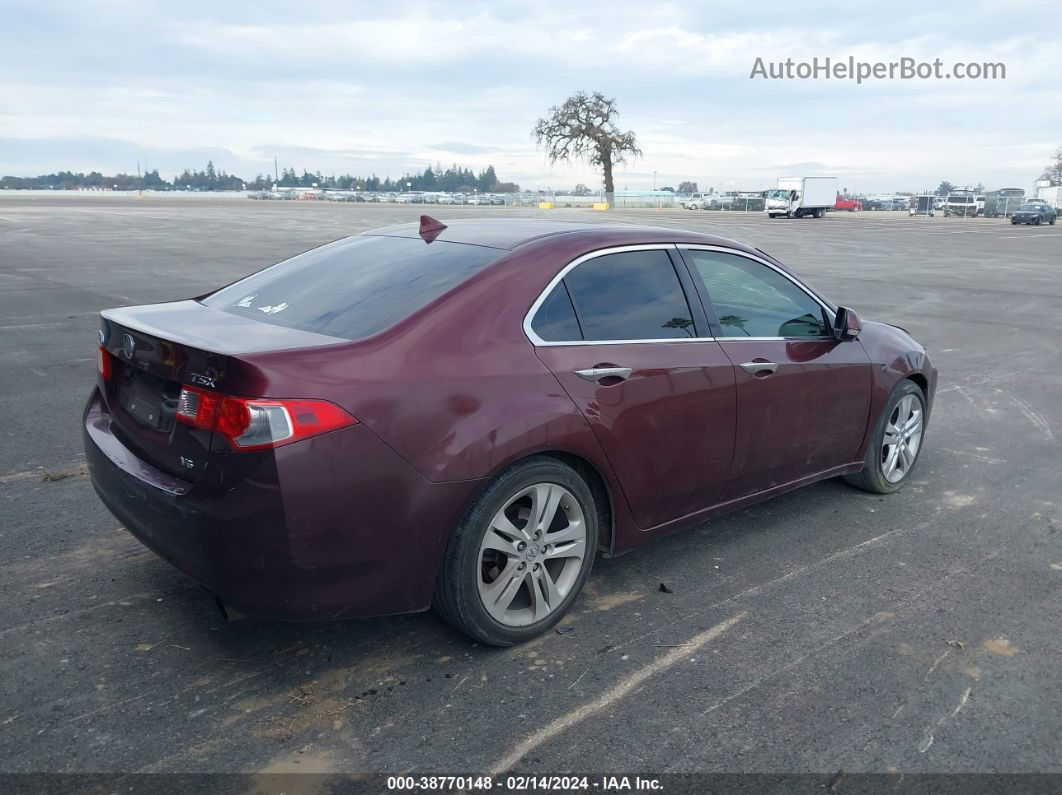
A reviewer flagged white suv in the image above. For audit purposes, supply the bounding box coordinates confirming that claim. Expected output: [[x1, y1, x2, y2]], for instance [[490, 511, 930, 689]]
[[683, 193, 714, 210]]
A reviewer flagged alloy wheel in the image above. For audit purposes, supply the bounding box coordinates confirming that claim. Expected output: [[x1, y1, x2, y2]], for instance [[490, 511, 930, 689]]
[[477, 483, 587, 627], [880, 394, 924, 483]]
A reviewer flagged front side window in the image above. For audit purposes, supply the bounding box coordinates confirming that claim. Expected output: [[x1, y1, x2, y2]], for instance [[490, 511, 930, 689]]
[[562, 250, 695, 342], [684, 249, 829, 338]]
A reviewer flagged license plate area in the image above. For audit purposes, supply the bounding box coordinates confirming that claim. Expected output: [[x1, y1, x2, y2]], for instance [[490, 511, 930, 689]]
[[119, 368, 179, 433]]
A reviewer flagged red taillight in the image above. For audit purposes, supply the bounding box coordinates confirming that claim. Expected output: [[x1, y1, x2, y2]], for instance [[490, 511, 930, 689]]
[[176, 386, 356, 451], [175, 385, 221, 431], [98, 346, 112, 381]]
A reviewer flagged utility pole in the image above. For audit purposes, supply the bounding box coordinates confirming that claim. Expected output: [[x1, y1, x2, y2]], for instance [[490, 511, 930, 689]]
[[136, 159, 142, 195], [274, 156, 279, 185]]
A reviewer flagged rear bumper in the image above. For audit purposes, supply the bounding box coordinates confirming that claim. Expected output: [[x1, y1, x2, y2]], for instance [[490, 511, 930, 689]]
[[83, 388, 479, 620]]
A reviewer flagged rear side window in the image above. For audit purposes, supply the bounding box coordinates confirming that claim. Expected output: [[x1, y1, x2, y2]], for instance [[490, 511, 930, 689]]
[[562, 250, 694, 341], [531, 284, 582, 342], [201, 235, 503, 340]]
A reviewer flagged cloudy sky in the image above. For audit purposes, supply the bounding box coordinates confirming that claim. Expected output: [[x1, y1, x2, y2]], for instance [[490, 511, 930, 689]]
[[1, 0, 1060, 192]]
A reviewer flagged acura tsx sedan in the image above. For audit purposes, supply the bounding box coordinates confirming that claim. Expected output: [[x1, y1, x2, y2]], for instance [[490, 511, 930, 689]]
[[84, 217, 937, 645]]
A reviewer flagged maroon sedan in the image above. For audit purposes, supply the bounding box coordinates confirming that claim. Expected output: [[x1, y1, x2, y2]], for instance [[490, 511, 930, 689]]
[[84, 217, 936, 645]]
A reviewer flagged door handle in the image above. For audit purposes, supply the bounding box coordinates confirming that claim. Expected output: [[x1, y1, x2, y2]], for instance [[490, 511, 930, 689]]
[[740, 361, 778, 376], [575, 367, 633, 383]]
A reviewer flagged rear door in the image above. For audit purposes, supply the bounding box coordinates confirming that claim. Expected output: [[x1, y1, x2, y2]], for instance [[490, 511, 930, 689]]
[[678, 246, 872, 500], [528, 245, 736, 530]]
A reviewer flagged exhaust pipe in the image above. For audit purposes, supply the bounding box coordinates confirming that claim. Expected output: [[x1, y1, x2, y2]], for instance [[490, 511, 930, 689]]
[[215, 596, 246, 622]]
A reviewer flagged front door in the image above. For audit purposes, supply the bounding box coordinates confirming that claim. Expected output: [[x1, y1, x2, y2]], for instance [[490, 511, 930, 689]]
[[678, 246, 872, 500], [527, 247, 736, 529]]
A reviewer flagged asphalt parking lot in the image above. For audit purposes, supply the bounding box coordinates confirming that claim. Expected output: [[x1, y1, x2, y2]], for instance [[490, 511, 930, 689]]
[[1, 197, 1059, 777]]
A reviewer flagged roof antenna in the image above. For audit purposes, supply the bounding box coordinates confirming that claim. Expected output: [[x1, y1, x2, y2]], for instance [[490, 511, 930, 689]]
[[419, 215, 447, 242]]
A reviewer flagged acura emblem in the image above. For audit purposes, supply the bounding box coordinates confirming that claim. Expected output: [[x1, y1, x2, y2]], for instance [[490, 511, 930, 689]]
[[122, 333, 135, 359]]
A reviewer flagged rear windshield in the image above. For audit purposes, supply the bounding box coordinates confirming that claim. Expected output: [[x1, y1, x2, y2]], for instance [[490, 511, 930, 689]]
[[201, 235, 503, 340]]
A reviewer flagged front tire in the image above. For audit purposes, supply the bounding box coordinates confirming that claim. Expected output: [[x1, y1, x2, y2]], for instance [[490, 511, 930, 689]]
[[845, 381, 927, 494], [433, 456, 598, 646]]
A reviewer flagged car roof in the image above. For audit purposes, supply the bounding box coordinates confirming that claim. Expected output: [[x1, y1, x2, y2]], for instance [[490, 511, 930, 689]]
[[361, 217, 751, 252]]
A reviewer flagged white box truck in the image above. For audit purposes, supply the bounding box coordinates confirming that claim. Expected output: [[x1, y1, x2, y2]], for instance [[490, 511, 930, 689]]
[[1034, 182, 1062, 211], [766, 176, 838, 219]]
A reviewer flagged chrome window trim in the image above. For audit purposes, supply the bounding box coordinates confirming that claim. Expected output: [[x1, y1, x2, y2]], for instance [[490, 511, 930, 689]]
[[523, 243, 837, 348], [522, 244, 713, 347]]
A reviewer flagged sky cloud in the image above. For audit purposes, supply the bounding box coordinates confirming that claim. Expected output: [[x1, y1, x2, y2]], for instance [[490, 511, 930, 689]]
[[1, 0, 1059, 191]]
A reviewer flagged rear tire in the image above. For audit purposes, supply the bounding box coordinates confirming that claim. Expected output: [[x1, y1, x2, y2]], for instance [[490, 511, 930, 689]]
[[845, 381, 927, 494], [433, 456, 598, 646]]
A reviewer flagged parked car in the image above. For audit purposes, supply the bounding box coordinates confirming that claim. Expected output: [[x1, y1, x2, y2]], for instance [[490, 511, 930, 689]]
[[834, 194, 864, 212], [682, 193, 713, 210], [436, 194, 454, 205], [85, 218, 937, 646], [467, 195, 489, 205], [490, 194, 506, 205], [1010, 203, 1057, 225]]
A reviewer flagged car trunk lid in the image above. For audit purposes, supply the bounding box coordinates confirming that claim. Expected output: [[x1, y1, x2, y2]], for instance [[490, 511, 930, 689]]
[[98, 300, 346, 481]]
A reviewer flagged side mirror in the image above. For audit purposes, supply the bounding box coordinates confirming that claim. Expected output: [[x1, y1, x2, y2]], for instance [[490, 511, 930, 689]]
[[832, 307, 861, 341]]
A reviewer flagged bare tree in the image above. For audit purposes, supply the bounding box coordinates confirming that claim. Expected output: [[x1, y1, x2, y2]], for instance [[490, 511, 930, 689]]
[[1040, 146, 1062, 186], [532, 91, 641, 202]]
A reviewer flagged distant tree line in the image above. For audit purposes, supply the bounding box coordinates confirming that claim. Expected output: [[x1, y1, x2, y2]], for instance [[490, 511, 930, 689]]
[[0, 161, 520, 193]]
